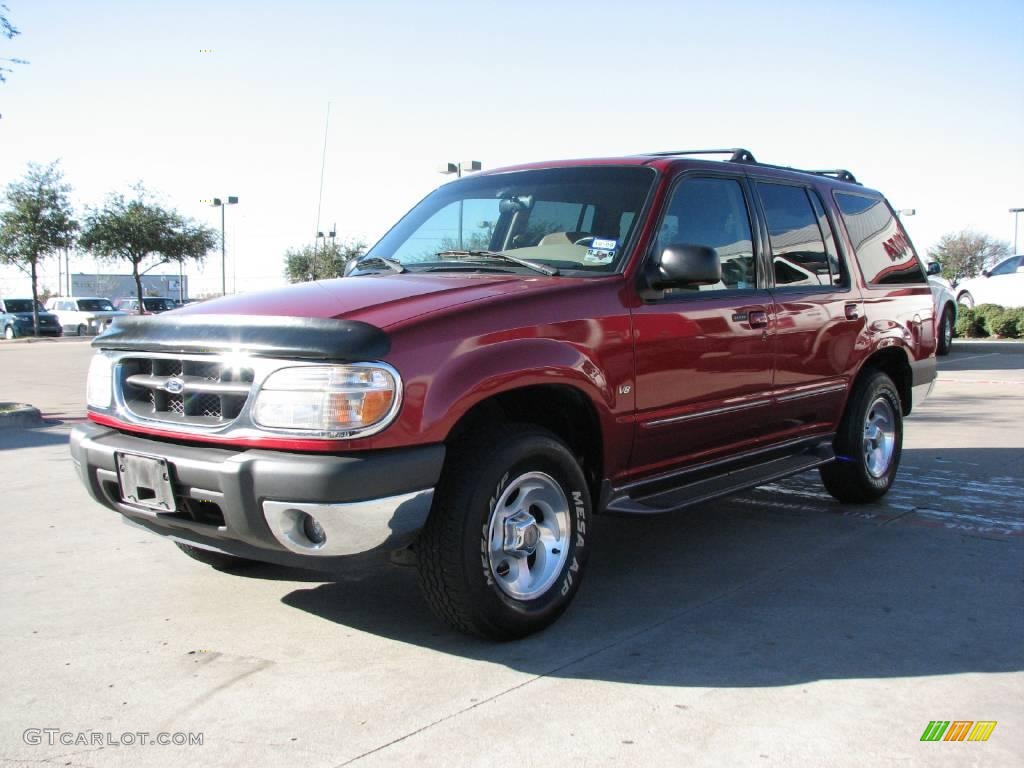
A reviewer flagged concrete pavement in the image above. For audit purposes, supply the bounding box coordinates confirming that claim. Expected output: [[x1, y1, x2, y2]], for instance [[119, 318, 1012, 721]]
[[0, 341, 1020, 767]]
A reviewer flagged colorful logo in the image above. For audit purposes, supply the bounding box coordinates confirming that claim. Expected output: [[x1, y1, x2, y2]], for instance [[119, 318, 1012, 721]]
[[920, 721, 997, 742]]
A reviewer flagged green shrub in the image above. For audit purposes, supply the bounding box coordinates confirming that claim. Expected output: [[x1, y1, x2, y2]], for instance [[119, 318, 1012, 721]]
[[1013, 308, 1024, 338], [955, 307, 985, 338], [987, 308, 1021, 339], [972, 303, 1003, 326]]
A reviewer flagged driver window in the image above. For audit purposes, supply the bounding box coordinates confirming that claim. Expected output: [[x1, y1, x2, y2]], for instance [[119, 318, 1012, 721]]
[[656, 178, 756, 292]]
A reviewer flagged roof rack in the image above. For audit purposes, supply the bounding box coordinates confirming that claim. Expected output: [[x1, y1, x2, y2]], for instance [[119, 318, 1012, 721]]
[[807, 169, 859, 184], [639, 149, 862, 185], [642, 148, 757, 163]]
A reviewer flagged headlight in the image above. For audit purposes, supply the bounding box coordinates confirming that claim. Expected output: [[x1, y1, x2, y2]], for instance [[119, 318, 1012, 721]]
[[252, 364, 400, 436], [86, 354, 113, 409]]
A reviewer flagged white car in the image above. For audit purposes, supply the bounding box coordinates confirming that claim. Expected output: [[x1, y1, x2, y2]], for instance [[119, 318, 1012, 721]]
[[925, 263, 957, 356], [954, 255, 1024, 309], [45, 297, 127, 336]]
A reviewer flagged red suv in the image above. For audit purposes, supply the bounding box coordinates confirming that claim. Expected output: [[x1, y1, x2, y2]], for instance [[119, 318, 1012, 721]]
[[71, 149, 937, 639]]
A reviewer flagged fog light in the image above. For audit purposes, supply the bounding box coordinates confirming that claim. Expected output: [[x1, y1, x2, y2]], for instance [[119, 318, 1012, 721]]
[[300, 513, 326, 546]]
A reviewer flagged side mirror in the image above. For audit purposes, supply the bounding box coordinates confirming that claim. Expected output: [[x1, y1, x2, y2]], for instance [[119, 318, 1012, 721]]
[[648, 244, 721, 289], [981, 269, 990, 278], [925, 261, 941, 276]]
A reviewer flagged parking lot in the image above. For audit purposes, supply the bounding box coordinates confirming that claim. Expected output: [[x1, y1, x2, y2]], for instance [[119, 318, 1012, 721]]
[[1, 338, 1021, 767]]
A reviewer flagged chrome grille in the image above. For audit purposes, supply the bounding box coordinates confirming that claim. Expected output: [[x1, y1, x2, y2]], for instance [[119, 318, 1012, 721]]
[[119, 356, 255, 427]]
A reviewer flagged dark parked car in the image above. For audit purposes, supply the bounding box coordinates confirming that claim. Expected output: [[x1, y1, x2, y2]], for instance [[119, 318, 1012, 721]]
[[1, 299, 63, 339], [113, 297, 179, 314], [72, 148, 936, 639]]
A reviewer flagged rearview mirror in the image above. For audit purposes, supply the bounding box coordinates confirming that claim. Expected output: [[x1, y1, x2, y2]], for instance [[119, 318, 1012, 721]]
[[925, 261, 941, 276], [648, 244, 721, 289]]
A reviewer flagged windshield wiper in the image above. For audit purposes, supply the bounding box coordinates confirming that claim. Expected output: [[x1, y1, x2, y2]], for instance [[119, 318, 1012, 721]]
[[350, 255, 407, 274], [434, 250, 559, 276]]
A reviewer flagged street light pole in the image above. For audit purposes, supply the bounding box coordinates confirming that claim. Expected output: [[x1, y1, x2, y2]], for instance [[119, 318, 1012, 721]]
[[440, 161, 482, 249], [209, 196, 239, 295], [1010, 208, 1024, 254]]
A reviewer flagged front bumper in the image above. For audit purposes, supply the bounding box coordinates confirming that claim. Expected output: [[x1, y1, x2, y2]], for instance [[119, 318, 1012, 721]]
[[70, 422, 445, 569]]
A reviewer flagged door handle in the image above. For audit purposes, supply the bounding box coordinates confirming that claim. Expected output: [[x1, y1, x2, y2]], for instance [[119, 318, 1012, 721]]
[[845, 303, 860, 321], [748, 310, 769, 328]]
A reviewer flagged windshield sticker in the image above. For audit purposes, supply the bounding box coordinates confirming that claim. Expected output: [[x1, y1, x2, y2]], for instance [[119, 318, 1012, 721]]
[[584, 238, 617, 264]]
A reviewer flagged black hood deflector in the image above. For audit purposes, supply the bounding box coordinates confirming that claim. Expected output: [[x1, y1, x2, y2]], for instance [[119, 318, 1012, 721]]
[[92, 314, 390, 361]]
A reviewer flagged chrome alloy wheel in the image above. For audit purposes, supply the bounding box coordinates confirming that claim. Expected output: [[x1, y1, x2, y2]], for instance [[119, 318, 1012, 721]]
[[486, 471, 571, 601], [863, 397, 896, 478]]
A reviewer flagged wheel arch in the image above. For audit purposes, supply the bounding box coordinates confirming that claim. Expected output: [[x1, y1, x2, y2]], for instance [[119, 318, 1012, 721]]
[[853, 346, 914, 416], [443, 383, 605, 503]]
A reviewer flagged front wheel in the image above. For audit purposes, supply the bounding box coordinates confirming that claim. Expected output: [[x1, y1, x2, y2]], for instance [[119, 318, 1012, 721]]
[[957, 291, 974, 309], [936, 305, 954, 356], [820, 370, 903, 504], [3, 325, 15, 340], [417, 425, 591, 640]]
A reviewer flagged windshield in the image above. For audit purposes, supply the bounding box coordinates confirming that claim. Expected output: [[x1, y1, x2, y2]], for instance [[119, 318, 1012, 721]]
[[365, 166, 656, 275], [78, 299, 115, 311], [143, 298, 176, 311], [4, 300, 40, 313]]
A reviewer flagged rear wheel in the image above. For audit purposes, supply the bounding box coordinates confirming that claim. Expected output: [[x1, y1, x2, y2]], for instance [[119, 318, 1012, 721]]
[[175, 542, 258, 571], [417, 424, 591, 640], [76, 324, 87, 336], [936, 305, 954, 356], [820, 370, 903, 503]]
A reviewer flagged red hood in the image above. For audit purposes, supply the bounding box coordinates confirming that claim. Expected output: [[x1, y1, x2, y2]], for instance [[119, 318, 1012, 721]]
[[173, 274, 563, 329]]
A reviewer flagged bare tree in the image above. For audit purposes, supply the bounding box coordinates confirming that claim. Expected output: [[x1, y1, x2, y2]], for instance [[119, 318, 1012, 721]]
[[927, 230, 1011, 287], [1, 3, 28, 83]]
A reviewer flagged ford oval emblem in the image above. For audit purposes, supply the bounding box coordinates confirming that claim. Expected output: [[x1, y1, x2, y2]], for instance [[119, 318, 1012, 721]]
[[164, 377, 185, 394]]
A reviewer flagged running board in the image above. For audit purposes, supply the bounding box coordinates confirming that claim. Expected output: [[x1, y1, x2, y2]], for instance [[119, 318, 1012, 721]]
[[604, 438, 835, 516]]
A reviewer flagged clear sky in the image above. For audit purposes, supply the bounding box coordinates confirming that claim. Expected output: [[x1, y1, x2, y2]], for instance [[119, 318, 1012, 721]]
[[1, 0, 1022, 298]]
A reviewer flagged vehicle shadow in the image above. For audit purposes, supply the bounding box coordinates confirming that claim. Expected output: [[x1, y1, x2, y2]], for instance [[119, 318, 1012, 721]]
[[0, 426, 71, 451], [279, 447, 1023, 687]]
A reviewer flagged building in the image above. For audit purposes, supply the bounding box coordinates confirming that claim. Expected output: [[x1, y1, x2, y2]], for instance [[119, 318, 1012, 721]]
[[69, 273, 188, 301]]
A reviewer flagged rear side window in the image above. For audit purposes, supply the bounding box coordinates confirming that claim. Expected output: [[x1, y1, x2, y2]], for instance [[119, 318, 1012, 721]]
[[756, 182, 839, 288], [834, 192, 926, 285]]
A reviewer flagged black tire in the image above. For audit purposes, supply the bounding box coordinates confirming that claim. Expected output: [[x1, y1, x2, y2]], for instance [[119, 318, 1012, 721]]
[[3, 325, 15, 340], [936, 305, 954, 356], [76, 324, 87, 336], [175, 542, 258, 571], [417, 424, 592, 640], [820, 370, 903, 504], [957, 291, 974, 309]]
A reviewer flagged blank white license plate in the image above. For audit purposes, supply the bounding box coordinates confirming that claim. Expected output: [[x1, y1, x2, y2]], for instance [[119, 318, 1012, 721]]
[[116, 452, 176, 512]]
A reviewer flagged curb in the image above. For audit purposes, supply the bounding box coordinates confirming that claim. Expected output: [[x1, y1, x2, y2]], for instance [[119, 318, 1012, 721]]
[[0, 403, 43, 429]]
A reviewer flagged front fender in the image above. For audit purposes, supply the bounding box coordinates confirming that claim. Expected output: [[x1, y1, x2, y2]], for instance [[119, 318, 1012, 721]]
[[421, 337, 615, 434]]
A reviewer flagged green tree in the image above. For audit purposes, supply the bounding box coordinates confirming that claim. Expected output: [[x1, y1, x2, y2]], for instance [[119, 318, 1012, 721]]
[[79, 186, 218, 310], [1, 3, 28, 83], [283, 239, 366, 283], [928, 230, 1011, 287], [0, 161, 78, 335]]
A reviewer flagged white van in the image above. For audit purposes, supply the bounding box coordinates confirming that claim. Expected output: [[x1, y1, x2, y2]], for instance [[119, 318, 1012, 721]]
[[45, 297, 126, 336]]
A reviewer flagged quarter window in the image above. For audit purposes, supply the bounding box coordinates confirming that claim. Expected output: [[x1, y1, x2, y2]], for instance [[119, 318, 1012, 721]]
[[834, 192, 926, 285], [656, 178, 756, 292]]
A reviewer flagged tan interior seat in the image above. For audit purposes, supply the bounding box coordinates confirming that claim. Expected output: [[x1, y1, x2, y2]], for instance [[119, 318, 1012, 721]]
[[538, 231, 590, 246]]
